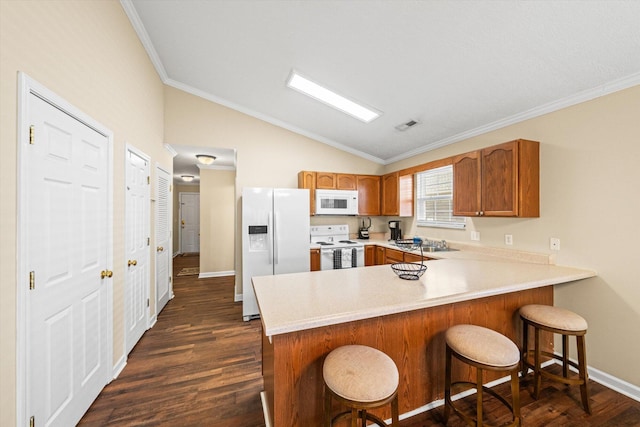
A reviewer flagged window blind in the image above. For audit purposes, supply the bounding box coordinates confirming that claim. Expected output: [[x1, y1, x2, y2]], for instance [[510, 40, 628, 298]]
[[415, 165, 465, 229]]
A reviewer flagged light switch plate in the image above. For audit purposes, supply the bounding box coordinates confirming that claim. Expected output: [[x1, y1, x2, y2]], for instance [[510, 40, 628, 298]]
[[471, 231, 480, 241], [505, 234, 513, 245]]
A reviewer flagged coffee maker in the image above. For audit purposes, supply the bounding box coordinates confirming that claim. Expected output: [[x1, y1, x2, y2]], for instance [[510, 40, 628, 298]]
[[388, 220, 402, 241]]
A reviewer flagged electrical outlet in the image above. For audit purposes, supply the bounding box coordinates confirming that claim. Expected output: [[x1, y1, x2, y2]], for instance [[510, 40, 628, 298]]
[[550, 237, 561, 251], [471, 231, 480, 241], [505, 234, 513, 245]]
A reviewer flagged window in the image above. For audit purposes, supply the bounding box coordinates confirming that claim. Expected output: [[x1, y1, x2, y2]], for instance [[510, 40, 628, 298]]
[[415, 165, 465, 229]]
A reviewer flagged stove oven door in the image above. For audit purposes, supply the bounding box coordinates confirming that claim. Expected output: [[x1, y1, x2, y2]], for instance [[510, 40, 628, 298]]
[[320, 247, 364, 270]]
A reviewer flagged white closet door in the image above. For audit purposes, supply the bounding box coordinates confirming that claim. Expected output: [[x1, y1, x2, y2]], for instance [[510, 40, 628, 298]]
[[124, 146, 149, 354], [26, 92, 110, 426]]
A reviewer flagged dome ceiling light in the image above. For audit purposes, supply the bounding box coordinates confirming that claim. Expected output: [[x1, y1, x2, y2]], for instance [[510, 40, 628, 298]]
[[196, 154, 216, 165]]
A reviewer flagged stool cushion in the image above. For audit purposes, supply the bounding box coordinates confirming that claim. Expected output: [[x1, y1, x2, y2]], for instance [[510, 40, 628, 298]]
[[323, 345, 399, 403], [445, 325, 520, 368], [520, 304, 588, 332]]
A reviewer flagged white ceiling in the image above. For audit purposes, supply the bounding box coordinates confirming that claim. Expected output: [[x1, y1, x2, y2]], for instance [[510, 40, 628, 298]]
[[125, 1, 640, 165]]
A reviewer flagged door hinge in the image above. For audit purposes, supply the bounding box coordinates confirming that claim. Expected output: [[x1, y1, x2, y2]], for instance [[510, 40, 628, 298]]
[[147, 176, 150, 185], [169, 276, 172, 283], [147, 237, 150, 246], [29, 271, 35, 290], [29, 415, 35, 427], [169, 184, 172, 192], [29, 125, 35, 145], [147, 298, 150, 307]]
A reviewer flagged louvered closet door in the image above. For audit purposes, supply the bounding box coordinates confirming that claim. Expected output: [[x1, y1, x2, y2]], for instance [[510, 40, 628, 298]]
[[156, 166, 172, 313]]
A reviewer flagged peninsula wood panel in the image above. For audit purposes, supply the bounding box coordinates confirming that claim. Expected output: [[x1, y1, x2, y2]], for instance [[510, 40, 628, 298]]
[[262, 286, 553, 426]]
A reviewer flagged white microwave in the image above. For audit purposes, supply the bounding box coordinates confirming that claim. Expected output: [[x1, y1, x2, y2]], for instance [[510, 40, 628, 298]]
[[315, 189, 359, 215]]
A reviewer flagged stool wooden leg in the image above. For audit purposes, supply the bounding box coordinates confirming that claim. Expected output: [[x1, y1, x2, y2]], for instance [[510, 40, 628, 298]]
[[533, 326, 542, 399], [562, 334, 570, 379], [351, 407, 358, 427], [443, 346, 452, 424], [577, 334, 591, 414], [521, 319, 529, 377], [324, 384, 331, 427], [391, 394, 399, 426], [510, 369, 521, 426], [476, 367, 484, 427]]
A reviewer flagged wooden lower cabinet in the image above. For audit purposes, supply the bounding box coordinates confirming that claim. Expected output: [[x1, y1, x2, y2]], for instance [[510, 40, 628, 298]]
[[403, 252, 431, 263], [375, 246, 386, 265], [384, 247, 405, 264], [310, 248, 320, 271], [261, 286, 554, 426], [364, 245, 375, 266]]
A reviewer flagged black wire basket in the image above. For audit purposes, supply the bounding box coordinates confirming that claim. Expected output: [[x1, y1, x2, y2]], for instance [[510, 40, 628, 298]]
[[391, 238, 427, 280], [391, 262, 427, 280]]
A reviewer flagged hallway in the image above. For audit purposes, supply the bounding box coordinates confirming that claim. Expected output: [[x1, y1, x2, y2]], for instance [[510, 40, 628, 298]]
[[79, 255, 266, 426]]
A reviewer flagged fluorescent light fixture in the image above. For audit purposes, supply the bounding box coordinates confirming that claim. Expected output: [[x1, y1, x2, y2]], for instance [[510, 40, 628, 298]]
[[196, 154, 216, 165], [181, 175, 194, 182], [286, 70, 381, 123]]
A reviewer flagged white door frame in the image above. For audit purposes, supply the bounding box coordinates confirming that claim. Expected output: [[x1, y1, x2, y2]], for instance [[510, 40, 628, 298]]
[[15, 72, 114, 426]]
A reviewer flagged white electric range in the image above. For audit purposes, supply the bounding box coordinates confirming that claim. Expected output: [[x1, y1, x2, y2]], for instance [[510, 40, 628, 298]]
[[310, 224, 365, 270]]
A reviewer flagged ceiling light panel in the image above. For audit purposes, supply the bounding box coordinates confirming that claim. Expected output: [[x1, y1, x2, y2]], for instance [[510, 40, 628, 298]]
[[286, 70, 381, 123]]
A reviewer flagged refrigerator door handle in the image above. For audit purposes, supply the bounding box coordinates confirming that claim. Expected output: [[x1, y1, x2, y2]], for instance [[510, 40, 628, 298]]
[[268, 211, 274, 265], [273, 212, 278, 265]]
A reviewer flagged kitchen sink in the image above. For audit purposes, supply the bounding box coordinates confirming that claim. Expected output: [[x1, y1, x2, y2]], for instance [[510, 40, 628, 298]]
[[421, 246, 459, 252]]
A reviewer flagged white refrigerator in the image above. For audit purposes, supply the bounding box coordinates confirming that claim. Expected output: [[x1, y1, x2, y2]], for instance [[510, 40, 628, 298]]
[[242, 187, 310, 321]]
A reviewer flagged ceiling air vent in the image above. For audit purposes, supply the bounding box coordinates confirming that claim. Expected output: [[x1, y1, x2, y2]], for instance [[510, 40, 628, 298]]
[[395, 119, 420, 132]]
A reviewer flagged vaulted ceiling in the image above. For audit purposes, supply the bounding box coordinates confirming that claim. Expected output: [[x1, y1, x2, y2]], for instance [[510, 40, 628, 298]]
[[124, 0, 640, 165]]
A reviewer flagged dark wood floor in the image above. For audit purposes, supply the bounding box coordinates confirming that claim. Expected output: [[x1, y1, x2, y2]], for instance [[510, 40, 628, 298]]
[[80, 255, 640, 426]]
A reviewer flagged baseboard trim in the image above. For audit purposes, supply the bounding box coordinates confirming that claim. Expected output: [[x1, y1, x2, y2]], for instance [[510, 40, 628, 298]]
[[260, 391, 273, 427], [235, 293, 243, 302], [552, 352, 640, 403], [112, 355, 127, 380], [198, 270, 235, 279]]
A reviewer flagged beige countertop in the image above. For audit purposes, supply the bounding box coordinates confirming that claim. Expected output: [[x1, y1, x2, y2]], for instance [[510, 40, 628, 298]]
[[253, 258, 596, 338]]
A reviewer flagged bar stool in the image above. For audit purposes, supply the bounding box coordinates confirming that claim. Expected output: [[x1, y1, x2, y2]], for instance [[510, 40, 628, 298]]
[[520, 304, 591, 414], [444, 324, 521, 427], [323, 344, 399, 427]]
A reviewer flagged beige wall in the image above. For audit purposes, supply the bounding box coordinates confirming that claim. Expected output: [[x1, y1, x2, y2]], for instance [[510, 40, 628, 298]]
[[385, 85, 640, 387], [200, 169, 236, 274], [0, 2, 170, 424], [172, 183, 200, 254]]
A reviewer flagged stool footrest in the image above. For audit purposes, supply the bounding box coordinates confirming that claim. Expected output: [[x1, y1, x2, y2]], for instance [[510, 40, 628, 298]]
[[446, 381, 519, 427]]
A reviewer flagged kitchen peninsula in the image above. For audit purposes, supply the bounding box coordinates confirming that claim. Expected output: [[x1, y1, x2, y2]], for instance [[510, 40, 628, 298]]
[[253, 258, 595, 426]]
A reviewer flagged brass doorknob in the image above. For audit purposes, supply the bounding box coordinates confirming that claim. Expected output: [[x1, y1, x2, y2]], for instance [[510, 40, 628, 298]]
[[100, 270, 113, 279], [157, 246, 164, 252], [128, 260, 137, 267]]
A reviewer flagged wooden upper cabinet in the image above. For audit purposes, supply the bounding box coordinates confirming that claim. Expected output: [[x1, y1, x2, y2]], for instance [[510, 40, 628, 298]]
[[336, 174, 357, 190], [452, 151, 482, 216], [382, 172, 413, 217], [297, 171, 316, 215], [316, 172, 336, 189], [453, 139, 539, 217], [356, 175, 381, 216]]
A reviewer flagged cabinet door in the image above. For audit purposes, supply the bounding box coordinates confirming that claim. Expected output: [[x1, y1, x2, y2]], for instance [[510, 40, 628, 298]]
[[310, 248, 320, 271], [453, 151, 481, 216], [364, 245, 375, 266], [336, 174, 356, 190], [298, 171, 316, 215], [375, 246, 386, 265], [381, 172, 399, 215], [357, 175, 381, 216], [385, 248, 404, 264], [316, 172, 336, 189], [403, 252, 424, 263], [481, 141, 518, 216]]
